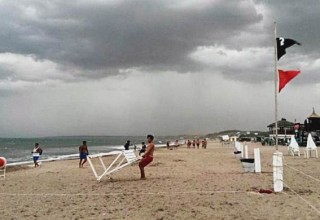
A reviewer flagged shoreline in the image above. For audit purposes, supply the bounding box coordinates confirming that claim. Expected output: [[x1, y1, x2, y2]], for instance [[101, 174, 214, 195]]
[[5, 144, 172, 170], [4, 143, 171, 167]]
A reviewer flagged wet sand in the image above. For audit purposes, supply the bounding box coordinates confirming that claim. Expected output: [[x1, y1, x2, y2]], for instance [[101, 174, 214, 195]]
[[1, 141, 320, 220]]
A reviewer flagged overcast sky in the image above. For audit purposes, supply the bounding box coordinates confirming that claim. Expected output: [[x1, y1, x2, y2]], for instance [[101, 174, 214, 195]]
[[0, 0, 319, 137]]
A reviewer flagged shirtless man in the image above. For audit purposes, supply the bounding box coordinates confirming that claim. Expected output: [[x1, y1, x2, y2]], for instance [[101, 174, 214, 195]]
[[139, 134, 155, 180], [79, 141, 89, 168], [32, 143, 41, 168]]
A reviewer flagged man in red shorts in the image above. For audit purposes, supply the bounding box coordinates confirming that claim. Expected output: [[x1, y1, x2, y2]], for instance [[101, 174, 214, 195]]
[[139, 134, 155, 180]]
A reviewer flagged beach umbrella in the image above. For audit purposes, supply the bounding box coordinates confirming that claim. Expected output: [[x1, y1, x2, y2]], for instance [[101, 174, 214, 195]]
[[306, 133, 316, 149], [289, 135, 299, 150]]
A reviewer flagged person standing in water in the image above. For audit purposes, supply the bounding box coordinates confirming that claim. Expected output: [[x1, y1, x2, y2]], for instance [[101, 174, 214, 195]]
[[139, 135, 155, 180], [124, 140, 130, 150], [79, 141, 89, 168]]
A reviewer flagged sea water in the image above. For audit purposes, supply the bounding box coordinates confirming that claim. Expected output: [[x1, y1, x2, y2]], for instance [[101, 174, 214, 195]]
[[0, 136, 181, 164]]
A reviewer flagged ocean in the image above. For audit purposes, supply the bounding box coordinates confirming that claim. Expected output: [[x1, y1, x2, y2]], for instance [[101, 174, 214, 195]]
[[0, 136, 183, 164]]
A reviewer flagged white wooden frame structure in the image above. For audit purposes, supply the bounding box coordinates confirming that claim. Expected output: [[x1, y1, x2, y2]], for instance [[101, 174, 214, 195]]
[[87, 150, 141, 182]]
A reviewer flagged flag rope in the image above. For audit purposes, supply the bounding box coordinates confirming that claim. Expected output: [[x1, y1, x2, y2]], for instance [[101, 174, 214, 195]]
[[284, 164, 320, 183], [0, 190, 249, 197], [283, 182, 320, 215]]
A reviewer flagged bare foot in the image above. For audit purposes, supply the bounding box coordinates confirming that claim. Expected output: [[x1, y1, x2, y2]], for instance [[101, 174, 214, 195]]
[[140, 177, 146, 180]]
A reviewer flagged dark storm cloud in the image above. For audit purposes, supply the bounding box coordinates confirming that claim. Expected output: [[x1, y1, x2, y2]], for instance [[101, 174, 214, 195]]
[[0, 0, 263, 75], [256, 0, 320, 55]]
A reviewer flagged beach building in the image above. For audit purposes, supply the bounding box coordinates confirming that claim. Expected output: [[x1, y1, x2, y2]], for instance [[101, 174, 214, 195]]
[[267, 109, 320, 146], [304, 108, 320, 132], [268, 118, 295, 135], [230, 136, 238, 142]]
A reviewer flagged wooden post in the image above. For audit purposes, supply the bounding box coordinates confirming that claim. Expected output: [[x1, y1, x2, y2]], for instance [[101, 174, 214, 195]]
[[274, 22, 279, 151], [273, 152, 283, 192], [254, 148, 261, 173], [240, 144, 244, 158], [244, 145, 249, 159]]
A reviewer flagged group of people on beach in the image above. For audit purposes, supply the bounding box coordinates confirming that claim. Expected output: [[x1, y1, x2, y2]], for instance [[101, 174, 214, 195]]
[[78, 135, 155, 179], [187, 139, 207, 149], [124, 140, 147, 156], [30, 134, 156, 179]]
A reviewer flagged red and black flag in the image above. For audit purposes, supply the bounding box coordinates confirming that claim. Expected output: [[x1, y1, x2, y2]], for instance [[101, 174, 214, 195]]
[[276, 38, 301, 60], [278, 69, 301, 93]]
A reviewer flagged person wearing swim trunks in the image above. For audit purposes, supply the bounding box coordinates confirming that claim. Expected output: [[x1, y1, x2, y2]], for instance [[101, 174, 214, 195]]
[[79, 141, 89, 168], [32, 143, 41, 168], [139, 134, 155, 180]]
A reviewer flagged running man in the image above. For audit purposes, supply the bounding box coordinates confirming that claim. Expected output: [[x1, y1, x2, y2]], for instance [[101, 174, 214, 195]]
[[79, 141, 89, 168], [139, 134, 155, 180]]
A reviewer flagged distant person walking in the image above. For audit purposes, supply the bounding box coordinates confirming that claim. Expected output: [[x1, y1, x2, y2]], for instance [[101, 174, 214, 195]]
[[79, 141, 89, 168], [202, 139, 207, 149], [196, 139, 200, 149], [139, 142, 147, 156], [187, 140, 191, 148], [32, 143, 42, 168], [192, 140, 196, 148], [166, 141, 170, 150], [174, 140, 179, 149], [124, 140, 130, 150], [139, 135, 155, 180]]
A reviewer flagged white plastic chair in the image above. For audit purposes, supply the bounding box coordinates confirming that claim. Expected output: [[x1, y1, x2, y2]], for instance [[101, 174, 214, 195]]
[[0, 157, 7, 179], [87, 150, 141, 182], [304, 134, 318, 158]]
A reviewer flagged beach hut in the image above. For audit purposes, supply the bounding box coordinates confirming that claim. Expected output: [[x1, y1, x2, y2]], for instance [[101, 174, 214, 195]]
[[304, 133, 318, 158], [230, 136, 238, 142], [305, 108, 320, 132], [220, 135, 230, 145]]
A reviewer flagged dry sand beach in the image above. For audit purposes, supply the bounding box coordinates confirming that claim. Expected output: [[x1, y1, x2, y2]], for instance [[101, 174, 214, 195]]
[[1, 141, 320, 220]]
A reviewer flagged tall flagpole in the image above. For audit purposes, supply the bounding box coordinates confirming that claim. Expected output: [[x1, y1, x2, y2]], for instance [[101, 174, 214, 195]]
[[274, 22, 279, 151]]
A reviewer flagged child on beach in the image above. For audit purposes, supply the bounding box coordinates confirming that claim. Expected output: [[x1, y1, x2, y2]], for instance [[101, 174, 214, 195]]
[[79, 141, 89, 168], [32, 143, 42, 168], [139, 135, 154, 180]]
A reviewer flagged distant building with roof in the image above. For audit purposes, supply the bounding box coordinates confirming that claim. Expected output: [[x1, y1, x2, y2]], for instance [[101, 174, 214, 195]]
[[266, 108, 320, 146], [267, 118, 295, 135], [304, 108, 320, 132]]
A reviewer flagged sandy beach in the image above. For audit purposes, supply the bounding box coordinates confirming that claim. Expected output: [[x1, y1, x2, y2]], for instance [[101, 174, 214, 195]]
[[1, 141, 320, 220]]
